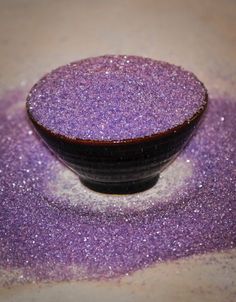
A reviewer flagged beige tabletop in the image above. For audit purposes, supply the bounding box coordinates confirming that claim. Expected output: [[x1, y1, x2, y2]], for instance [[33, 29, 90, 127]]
[[0, 0, 236, 301]]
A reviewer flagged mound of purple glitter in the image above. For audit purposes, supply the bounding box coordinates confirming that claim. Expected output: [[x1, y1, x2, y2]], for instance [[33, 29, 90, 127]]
[[0, 90, 235, 285], [26, 55, 207, 141]]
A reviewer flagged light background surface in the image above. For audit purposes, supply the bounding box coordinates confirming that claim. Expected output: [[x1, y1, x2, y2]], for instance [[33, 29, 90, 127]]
[[0, 0, 235, 301]]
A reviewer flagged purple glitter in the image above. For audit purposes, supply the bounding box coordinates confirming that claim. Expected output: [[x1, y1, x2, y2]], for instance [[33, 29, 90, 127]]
[[0, 90, 235, 286], [26, 55, 207, 141]]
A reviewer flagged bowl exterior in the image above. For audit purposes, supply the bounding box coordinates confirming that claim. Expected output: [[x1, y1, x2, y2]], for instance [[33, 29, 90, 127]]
[[29, 110, 204, 193]]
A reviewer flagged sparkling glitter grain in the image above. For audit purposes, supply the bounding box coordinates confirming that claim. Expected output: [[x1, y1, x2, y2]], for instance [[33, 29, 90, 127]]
[[0, 90, 235, 286], [26, 55, 207, 141]]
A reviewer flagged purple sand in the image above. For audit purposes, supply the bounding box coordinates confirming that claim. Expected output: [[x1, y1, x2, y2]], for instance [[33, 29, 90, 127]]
[[26, 55, 207, 141], [0, 90, 235, 286]]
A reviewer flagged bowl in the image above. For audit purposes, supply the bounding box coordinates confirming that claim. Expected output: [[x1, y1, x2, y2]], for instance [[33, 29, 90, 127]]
[[26, 55, 208, 194]]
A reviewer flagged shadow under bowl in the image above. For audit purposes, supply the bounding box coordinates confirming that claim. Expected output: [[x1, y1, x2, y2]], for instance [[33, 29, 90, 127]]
[[27, 97, 207, 194]]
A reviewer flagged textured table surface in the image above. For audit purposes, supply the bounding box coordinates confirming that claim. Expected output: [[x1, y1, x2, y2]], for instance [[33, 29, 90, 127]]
[[0, 0, 235, 301]]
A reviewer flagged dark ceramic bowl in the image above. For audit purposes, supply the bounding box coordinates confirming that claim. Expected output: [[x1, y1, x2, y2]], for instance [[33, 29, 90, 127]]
[[27, 98, 207, 194]]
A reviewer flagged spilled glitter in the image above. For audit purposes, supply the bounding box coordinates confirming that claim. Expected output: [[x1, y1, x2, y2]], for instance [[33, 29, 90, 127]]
[[26, 55, 207, 141], [0, 90, 235, 286]]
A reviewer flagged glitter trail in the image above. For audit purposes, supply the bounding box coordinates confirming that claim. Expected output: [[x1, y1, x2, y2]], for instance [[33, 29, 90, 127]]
[[26, 55, 207, 141], [0, 90, 235, 285]]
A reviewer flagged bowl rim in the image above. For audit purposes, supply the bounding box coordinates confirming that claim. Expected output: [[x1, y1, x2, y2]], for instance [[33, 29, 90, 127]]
[[26, 93, 208, 146]]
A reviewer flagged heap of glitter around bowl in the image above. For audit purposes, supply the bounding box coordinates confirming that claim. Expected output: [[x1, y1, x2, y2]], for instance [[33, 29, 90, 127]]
[[0, 91, 235, 285], [26, 55, 207, 141]]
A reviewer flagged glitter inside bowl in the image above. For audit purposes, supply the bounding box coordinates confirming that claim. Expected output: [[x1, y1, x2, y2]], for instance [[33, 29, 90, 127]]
[[26, 55, 207, 141], [0, 89, 235, 286]]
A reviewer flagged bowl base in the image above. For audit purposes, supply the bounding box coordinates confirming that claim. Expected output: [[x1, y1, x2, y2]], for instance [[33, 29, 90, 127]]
[[79, 175, 159, 194]]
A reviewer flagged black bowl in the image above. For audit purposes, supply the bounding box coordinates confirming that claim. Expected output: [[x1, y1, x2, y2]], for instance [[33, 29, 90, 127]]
[[27, 96, 207, 194]]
